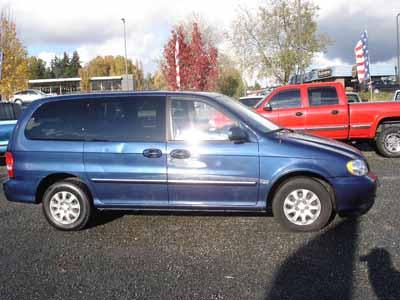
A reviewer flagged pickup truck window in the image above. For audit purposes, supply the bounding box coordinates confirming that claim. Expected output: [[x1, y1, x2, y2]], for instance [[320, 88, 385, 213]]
[[308, 87, 339, 106], [270, 90, 301, 109], [0, 103, 20, 121]]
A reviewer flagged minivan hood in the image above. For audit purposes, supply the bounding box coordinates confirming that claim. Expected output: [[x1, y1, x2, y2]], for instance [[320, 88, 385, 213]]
[[277, 131, 362, 160]]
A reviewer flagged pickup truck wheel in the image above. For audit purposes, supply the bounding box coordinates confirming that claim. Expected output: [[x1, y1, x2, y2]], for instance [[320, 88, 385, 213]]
[[42, 180, 92, 231], [376, 127, 400, 158], [272, 177, 333, 232]]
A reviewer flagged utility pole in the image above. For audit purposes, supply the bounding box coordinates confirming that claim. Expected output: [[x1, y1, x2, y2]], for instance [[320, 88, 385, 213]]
[[397, 13, 400, 84], [121, 18, 129, 77]]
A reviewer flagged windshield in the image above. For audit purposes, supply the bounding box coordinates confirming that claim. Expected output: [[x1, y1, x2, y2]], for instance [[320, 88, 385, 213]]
[[215, 95, 280, 132]]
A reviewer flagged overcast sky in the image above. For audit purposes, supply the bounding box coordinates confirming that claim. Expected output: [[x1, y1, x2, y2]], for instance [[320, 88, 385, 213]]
[[2, 0, 400, 74]]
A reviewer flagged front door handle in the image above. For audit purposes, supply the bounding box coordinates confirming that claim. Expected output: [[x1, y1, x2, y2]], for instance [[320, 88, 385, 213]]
[[170, 149, 191, 159], [331, 110, 339, 115], [295, 111, 304, 117], [143, 148, 162, 158]]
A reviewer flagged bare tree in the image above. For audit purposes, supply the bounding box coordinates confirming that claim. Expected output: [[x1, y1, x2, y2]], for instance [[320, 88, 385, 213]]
[[231, 0, 331, 84]]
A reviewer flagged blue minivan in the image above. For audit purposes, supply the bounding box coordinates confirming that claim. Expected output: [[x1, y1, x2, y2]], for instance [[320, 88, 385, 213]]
[[4, 92, 377, 231]]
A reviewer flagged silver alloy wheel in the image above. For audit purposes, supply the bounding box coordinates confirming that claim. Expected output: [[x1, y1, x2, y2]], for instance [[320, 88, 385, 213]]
[[384, 133, 400, 153], [283, 189, 321, 226], [49, 191, 81, 225]]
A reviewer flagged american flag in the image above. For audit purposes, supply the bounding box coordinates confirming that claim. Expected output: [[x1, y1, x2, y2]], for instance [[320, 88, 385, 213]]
[[175, 33, 181, 90], [354, 31, 371, 82]]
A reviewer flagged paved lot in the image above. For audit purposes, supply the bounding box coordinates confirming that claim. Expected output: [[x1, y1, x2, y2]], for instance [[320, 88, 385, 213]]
[[1, 145, 400, 300]]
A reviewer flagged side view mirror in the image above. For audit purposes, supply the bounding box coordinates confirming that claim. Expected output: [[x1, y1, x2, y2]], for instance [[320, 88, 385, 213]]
[[263, 103, 272, 111], [228, 126, 248, 143]]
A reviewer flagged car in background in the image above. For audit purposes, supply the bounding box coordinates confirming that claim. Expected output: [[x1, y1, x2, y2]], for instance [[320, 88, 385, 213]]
[[0, 103, 21, 154], [239, 96, 264, 108], [346, 92, 362, 103], [394, 90, 400, 101], [10, 89, 55, 105], [4, 92, 376, 232]]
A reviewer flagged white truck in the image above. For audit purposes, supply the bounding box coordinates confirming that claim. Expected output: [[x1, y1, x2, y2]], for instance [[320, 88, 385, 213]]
[[394, 90, 400, 101]]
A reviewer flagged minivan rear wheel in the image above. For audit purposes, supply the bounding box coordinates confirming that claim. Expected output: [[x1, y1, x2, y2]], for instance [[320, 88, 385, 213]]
[[272, 177, 333, 232], [42, 180, 92, 231]]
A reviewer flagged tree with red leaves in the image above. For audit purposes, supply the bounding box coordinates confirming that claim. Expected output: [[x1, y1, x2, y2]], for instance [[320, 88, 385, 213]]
[[162, 23, 218, 91]]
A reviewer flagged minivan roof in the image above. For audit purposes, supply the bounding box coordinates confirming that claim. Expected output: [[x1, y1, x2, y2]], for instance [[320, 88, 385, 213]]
[[33, 91, 221, 102], [28, 91, 225, 108]]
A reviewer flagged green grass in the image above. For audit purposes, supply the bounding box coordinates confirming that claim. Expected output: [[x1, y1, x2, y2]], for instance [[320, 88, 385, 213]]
[[359, 91, 395, 102]]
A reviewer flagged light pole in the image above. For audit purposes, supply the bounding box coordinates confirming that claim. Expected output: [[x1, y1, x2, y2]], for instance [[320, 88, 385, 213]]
[[121, 18, 129, 77], [397, 13, 400, 84]]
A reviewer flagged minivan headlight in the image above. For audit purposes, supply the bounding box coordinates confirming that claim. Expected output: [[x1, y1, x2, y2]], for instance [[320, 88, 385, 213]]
[[346, 160, 368, 176]]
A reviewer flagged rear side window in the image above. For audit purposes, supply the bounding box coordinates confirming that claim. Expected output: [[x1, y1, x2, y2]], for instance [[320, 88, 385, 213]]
[[269, 90, 301, 109], [25, 97, 166, 142], [25, 101, 87, 141], [308, 87, 339, 106], [85, 96, 165, 142]]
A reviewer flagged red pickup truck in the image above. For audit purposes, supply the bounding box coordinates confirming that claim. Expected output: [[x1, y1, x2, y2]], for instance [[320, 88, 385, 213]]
[[255, 82, 400, 157]]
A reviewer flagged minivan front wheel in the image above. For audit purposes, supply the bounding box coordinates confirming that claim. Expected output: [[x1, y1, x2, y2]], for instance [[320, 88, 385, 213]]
[[42, 180, 92, 231], [272, 177, 333, 232]]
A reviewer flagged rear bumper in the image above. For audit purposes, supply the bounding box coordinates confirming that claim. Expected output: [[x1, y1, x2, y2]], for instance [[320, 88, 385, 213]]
[[332, 172, 377, 216], [3, 179, 37, 204]]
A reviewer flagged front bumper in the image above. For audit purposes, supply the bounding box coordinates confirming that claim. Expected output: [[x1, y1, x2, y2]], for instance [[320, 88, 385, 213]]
[[331, 171, 377, 217]]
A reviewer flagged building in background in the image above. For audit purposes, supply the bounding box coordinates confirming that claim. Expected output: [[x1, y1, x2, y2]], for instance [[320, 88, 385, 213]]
[[290, 63, 399, 92], [28, 75, 135, 95]]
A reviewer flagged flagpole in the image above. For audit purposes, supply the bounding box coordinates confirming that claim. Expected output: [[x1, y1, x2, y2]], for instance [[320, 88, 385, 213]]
[[366, 30, 373, 101], [175, 32, 181, 91]]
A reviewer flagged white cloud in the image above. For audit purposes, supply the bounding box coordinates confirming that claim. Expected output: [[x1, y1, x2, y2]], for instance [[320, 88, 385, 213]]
[[311, 52, 347, 69], [4, 0, 261, 72], [37, 51, 58, 67], [3, 0, 398, 74]]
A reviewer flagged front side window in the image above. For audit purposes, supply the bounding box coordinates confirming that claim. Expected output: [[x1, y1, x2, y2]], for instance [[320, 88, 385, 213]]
[[269, 90, 301, 109], [171, 99, 238, 141], [85, 96, 165, 142], [25, 100, 87, 140], [308, 87, 339, 106]]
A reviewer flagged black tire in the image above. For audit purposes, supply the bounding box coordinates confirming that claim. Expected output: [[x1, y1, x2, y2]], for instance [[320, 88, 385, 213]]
[[14, 99, 23, 106], [376, 127, 400, 158], [272, 177, 334, 232], [42, 180, 92, 231]]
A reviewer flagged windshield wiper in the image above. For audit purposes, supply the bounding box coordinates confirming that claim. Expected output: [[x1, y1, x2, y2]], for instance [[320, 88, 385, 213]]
[[267, 128, 295, 134]]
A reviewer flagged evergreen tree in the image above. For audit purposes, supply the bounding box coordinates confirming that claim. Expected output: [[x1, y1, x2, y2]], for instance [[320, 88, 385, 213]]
[[66, 51, 81, 77], [28, 56, 47, 79]]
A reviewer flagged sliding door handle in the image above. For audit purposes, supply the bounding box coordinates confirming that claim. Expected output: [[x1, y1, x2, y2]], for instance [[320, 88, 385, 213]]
[[143, 148, 162, 158]]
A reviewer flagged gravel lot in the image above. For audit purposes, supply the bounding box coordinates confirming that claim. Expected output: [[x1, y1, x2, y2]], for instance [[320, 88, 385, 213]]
[[1, 145, 400, 300]]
